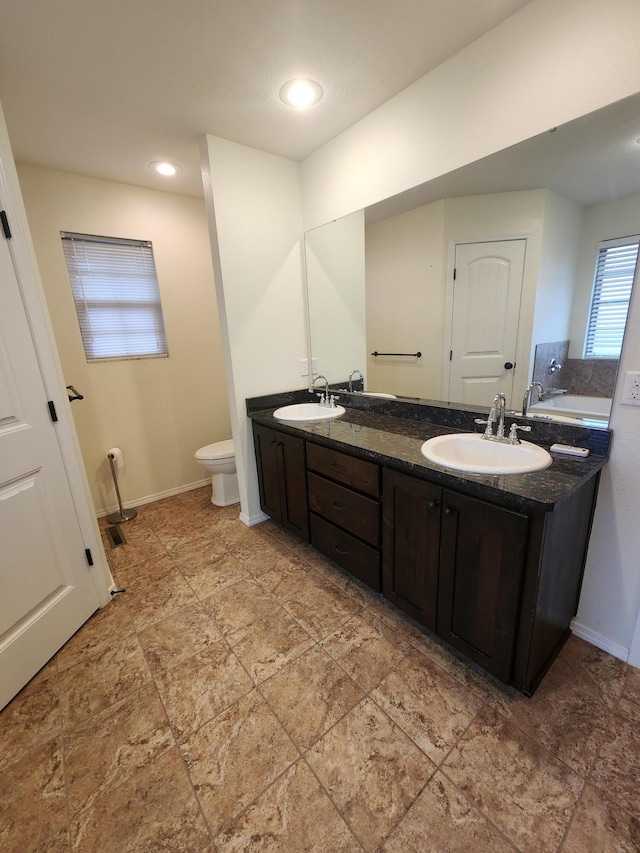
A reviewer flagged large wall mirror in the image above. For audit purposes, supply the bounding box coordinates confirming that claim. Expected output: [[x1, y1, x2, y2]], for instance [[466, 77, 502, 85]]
[[304, 92, 640, 429]]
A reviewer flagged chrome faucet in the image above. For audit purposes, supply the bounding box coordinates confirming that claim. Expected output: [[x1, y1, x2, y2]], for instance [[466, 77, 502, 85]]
[[310, 374, 330, 405], [348, 369, 364, 393], [474, 392, 508, 442], [522, 381, 545, 416]]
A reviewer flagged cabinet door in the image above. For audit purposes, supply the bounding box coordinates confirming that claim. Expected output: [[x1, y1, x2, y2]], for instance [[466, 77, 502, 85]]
[[437, 490, 528, 682], [253, 423, 309, 540], [382, 469, 441, 630]]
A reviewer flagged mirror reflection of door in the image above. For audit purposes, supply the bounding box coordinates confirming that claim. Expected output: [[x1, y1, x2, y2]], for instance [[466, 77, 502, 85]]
[[448, 239, 526, 409]]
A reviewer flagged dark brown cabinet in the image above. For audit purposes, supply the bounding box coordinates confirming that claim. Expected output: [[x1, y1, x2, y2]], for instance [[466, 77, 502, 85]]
[[252, 423, 309, 540], [252, 419, 600, 694], [307, 442, 381, 591], [437, 490, 529, 683], [382, 469, 440, 631]]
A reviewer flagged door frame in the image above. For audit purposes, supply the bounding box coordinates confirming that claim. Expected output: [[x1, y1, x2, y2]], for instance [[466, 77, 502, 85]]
[[441, 233, 537, 408], [0, 102, 112, 606]]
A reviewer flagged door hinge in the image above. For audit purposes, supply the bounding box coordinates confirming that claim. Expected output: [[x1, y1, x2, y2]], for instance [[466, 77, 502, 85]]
[[453, 267, 456, 280], [85, 548, 94, 566], [47, 400, 58, 422], [0, 210, 11, 239]]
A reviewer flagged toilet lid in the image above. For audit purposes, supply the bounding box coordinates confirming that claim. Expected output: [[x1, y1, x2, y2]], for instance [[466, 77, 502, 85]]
[[195, 439, 234, 461]]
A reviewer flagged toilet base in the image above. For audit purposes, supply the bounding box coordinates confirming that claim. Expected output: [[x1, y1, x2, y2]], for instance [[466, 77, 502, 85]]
[[211, 471, 240, 506]]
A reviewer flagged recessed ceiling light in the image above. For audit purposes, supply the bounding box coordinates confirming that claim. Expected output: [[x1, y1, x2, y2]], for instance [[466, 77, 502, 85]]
[[279, 79, 323, 108], [149, 161, 182, 176]]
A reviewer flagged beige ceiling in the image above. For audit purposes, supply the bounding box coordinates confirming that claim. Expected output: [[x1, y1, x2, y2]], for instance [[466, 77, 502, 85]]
[[0, 0, 531, 197]]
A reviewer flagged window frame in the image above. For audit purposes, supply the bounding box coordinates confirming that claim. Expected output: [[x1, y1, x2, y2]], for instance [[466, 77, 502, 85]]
[[61, 231, 169, 363], [583, 234, 638, 360]]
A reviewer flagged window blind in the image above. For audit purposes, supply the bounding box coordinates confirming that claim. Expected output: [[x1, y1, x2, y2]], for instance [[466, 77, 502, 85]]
[[584, 236, 638, 359], [61, 232, 168, 361]]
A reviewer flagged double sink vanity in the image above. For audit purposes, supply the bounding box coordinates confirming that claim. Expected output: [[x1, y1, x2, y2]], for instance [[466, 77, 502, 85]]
[[248, 391, 610, 696]]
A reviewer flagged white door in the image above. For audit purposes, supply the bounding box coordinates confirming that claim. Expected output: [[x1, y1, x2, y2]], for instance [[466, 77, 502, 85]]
[[0, 220, 100, 710], [448, 240, 525, 409]]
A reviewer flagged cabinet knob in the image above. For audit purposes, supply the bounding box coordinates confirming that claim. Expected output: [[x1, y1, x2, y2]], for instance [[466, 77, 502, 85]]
[[443, 507, 452, 515], [427, 500, 439, 509]]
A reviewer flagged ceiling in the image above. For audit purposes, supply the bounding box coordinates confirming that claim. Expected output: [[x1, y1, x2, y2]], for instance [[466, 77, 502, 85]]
[[0, 0, 531, 198]]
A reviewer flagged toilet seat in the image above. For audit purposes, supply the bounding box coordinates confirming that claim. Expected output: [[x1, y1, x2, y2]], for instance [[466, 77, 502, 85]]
[[195, 439, 234, 461]]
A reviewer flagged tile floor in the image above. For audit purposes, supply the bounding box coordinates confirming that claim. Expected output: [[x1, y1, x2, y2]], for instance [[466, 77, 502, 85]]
[[1, 485, 639, 852]]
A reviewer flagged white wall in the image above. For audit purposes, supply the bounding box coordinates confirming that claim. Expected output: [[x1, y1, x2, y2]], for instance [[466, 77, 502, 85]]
[[532, 190, 583, 364], [18, 164, 229, 512], [306, 210, 366, 387], [366, 201, 445, 398], [201, 136, 306, 524], [205, 0, 640, 655]]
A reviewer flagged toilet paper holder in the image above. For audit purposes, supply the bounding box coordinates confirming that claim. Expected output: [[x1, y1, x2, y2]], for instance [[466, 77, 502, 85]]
[[106, 449, 137, 524]]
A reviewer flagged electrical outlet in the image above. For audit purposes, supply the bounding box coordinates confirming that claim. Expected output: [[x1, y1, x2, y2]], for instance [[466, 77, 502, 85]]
[[621, 370, 640, 406], [299, 358, 309, 376]]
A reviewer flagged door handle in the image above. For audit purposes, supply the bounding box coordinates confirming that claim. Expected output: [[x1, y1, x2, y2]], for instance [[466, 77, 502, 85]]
[[504, 362, 514, 370], [66, 385, 84, 402]]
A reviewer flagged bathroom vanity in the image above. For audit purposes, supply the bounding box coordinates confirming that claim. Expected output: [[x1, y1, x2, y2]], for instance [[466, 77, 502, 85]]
[[249, 394, 609, 695]]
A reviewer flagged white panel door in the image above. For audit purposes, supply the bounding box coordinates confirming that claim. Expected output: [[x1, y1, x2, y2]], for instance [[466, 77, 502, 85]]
[[449, 240, 526, 409], [0, 222, 100, 710]]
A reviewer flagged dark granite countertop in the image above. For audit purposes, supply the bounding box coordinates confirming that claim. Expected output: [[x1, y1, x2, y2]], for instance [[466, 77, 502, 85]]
[[247, 391, 610, 513]]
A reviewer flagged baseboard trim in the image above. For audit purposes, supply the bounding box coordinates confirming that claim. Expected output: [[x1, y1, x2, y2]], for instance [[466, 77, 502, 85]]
[[570, 619, 629, 663], [96, 479, 210, 518], [239, 511, 270, 527]]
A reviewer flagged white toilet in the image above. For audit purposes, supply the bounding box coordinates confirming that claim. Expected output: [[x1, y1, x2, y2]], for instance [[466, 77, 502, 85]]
[[194, 439, 240, 506]]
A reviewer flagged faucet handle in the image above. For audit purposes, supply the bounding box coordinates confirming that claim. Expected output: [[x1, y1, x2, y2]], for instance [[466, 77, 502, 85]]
[[474, 418, 494, 439], [329, 394, 340, 408], [508, 422, 531, 444]]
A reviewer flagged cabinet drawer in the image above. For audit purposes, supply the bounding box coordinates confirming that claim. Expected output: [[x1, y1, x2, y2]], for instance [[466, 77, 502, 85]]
[[310, 513, 380, 591], [308, 472, 379, 546], [307, 442, 380, 497]]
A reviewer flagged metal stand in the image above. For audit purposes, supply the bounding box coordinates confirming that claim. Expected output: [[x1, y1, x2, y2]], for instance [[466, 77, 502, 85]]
[[106, 452, 137, 524]]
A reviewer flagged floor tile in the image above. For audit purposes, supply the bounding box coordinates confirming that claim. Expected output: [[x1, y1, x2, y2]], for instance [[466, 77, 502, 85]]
[[549, 635, 627, 708], [617, 666, 640, 723], [442, 705, 583, 852], [282, 572, 362, 640], [321, 610, 411, 691], [414, 633, 497, 700], [138, 603, 222, 677], [55, 595, 134, 672], [124, 568, 199, 632], [306, 697, 434, 852], [381, 771, 516, 852], [260, 645, 364, 750], [562, 783, 640, 852], [227, 604, 314, 683], [156, 641, 253, 742], [589, 712, 640, 816], [59, 634, 151, 729], [0, 664, 61, 772], [216, 759, 361, 851], [182, 690, 298, 836], [0, 736, 68, 853], [203, 578, 276, 637], [69, 747, 209, 852], [167, 532, 228, 572], [372, 650, 485, 764], [64, 684, 173, 815], [180, 552, 249, 599], [106, 535, 168, 574], [486, 669, 611, 776], [111, 553, 177, 591]]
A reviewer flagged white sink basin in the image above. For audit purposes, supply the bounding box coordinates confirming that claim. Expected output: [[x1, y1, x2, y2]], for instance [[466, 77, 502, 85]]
[[273, 402, 346, 422], [421, 432, 552, 475]]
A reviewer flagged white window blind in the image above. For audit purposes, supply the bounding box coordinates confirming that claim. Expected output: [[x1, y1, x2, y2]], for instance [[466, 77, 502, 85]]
[[584, 236, 638, 359], [61, 232, 168, 361]]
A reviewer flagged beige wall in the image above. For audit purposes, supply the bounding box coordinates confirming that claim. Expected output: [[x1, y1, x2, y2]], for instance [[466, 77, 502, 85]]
[[18, 164, 230, 513]]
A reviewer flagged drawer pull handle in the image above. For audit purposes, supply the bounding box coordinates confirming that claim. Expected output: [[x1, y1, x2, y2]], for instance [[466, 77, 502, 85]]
[[334, 545, 349, 555], [332, 502, 347, 512], [331, 462, 346, 472]]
